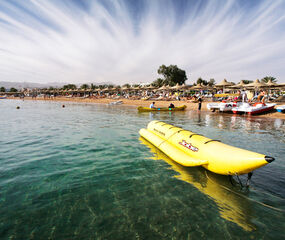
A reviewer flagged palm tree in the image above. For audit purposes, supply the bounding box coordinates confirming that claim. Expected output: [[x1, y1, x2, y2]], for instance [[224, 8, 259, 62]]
[[261, 76, 277, 83]]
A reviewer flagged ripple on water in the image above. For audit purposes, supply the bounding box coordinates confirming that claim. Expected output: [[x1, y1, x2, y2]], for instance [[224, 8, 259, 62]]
[[0, 100, 284, 239]]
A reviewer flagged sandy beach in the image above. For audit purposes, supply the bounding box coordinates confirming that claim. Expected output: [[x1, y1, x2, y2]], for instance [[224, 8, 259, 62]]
[[7, 96, 285, 120]]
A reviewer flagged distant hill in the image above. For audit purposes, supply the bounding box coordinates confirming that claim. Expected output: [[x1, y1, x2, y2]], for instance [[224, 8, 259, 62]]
[[0, 81, 114, 90]]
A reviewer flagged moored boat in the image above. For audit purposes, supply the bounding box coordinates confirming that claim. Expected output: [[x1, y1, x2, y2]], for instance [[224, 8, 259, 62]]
[[137, 105, 186, 112], [139, 121, 274, 175], [232, 102, 276, 115], [207, 101, 241, 112]]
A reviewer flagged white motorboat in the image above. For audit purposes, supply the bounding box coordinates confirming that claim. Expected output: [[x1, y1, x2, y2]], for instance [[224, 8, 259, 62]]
[[232, 102, 276, 115], [207, 101, 241, 112]]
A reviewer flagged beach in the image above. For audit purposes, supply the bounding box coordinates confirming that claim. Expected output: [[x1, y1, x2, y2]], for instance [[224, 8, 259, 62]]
[[7, 96, 285, 120]]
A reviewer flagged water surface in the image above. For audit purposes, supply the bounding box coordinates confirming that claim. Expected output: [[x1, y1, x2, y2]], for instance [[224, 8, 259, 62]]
[[0, 100, 284, 239]]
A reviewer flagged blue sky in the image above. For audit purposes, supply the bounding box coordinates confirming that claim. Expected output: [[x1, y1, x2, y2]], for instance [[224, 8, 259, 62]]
[[0, 0, 285, 85]]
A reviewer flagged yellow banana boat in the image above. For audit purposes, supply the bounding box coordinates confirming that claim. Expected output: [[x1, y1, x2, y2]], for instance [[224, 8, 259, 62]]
[[139, 121, 274, 175], [137, 105, 186, 112], [139, 137, 256, 231]]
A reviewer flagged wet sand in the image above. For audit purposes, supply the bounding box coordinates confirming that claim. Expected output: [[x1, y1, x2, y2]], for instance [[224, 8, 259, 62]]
[[7, 96, 285, 120]]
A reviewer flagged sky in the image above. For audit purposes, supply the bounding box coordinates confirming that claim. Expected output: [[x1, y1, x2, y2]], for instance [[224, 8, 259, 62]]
[[0, 0, 285, 85]]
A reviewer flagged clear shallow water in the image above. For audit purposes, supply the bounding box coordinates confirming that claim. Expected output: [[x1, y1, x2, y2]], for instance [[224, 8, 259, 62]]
[[0, 99, 284, 239]]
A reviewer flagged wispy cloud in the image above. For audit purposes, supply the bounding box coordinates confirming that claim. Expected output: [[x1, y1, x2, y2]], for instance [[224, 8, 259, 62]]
[[0, 0, 284, 84]]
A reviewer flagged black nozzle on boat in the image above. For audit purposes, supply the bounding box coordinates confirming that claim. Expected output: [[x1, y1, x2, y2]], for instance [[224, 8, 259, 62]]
[[265, 156, 275, 163]]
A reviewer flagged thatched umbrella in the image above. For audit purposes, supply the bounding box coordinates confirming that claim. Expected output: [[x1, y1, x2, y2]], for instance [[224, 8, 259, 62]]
[[265, 80, 279, 88], [245, 79, 267, 88], [231, 80, 248, 88], [102, 87, 110, 92], [245, 79, 267, 96], [121, 86, 130, 91], [157, 85, 170, 91], [215, 79, 234, 88], [190, 84, 207, 90], [171, 83, 181, 90], [132, 86, 141, 91], [145, 85, 156, 90]]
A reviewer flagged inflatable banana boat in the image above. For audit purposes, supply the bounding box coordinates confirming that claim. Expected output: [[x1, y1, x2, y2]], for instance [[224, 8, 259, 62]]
[[139, 121, 274, 175], [140, 137, 255, 231], [137, 105, 186, 112]]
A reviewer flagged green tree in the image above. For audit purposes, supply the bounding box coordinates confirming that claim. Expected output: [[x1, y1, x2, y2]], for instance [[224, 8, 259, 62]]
[[63, 84, 77, 90], [0, 87, 6, 92], [261, 76, 277, 83], [10, 87, 18, 92], [152, 78, 164, 87], [156, 64, 187, 86], [208, 78, 216, 86], [80, 84, 90, 90], [196, 77, 208, 85], [90, 83, 98, 90]]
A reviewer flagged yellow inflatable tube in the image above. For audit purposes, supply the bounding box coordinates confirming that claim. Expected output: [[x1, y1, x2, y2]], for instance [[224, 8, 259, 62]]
[[139, 121, 274, 175]]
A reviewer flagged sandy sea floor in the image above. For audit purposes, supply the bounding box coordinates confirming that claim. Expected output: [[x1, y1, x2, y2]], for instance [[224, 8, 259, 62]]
[[7, 96, 285, 120]]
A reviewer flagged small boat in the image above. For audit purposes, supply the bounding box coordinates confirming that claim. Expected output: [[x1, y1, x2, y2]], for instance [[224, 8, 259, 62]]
[[0, 96, 7, 99], [232, 102, 276, 115], [276, 105, 285, 113], [137, 105, 186, 112], [207, 101, 241, 112], [139, 121, 274, 175]]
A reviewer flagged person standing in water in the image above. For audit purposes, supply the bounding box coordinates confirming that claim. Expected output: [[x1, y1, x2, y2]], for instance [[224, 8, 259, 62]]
[[198, 96, 202, 111]]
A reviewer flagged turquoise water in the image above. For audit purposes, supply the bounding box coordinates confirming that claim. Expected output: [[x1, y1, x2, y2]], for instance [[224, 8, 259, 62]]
[[0, 99, 284, 239]]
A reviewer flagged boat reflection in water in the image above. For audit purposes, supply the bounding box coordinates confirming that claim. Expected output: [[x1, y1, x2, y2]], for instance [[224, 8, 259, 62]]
[[140, 137, 256, 231]]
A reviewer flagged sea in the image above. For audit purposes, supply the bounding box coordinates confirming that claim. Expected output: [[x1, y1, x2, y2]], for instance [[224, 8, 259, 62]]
[[0, 99, 284, 239]]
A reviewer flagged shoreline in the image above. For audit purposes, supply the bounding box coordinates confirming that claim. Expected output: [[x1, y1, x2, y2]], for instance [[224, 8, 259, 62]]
[[6, 96, 285, 120]]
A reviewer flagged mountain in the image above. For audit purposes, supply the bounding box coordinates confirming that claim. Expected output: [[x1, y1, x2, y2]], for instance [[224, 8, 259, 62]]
[[0, 81, 114, 90]]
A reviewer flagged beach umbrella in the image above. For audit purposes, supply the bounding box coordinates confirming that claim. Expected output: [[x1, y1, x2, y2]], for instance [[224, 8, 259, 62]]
[[157, 85, 170, 91], [230, 80, 248, 88], [132, 86, 141, 90], [171, 83, 182, 90], [215, 79, 234, 93], [121, 86, 130, 91], [215, 79, 234, 87], [245, 79, 267, 88], [265, 80, 279, 88], [245, 79, 267, 96], [102, 87, 110, 92], [181, 83, 192, 90], [145, 85, 155, 90], [190, 84, 207, 90]]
